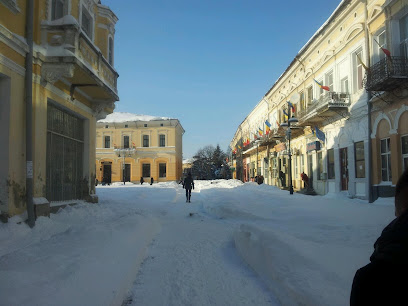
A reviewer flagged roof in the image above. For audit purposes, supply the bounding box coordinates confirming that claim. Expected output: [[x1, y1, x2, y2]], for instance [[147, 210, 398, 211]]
[[97, 112, 176, 123]]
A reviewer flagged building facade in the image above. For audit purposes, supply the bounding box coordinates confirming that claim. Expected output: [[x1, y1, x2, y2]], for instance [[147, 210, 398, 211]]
[[0, 0, 119, 220], [96, 113, 184, 184], [230, 0, 408, 201]]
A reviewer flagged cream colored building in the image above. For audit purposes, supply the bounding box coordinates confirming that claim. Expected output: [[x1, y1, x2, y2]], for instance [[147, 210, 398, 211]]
[[1, 0, 118, 221], [96, 113, 184, 184], [230, 0, 408, 201]]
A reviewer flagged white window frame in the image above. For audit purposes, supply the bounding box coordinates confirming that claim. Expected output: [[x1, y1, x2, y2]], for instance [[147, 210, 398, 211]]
[[380, 137, 392, 182], [353, 48, 364, 93]]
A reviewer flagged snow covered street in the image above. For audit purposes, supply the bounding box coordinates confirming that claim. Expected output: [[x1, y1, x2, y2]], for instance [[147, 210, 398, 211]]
[[0, 180, 395, 305]]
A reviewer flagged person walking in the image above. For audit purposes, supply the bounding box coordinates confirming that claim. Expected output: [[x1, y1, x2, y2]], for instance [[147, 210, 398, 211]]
[[150, 177, 154, 185], [350, 168, 408, 305], [140, 177, 144, 185], [183, 172, 195, 203]]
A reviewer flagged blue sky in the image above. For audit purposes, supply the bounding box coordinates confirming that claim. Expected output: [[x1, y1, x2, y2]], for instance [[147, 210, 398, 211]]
[[102, 0, 341, 159]]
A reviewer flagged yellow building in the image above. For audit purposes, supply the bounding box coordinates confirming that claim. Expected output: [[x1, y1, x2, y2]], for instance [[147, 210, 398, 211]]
[[231, 0, 408, 201], [96, 113, 184, 184], [0, 0, 119, 222]]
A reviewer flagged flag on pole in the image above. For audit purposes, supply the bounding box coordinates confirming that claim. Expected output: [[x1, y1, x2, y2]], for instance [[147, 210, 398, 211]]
[[283, 109, 289, 116], [258, 127, 263, 137], [265, 120, 271, 135], [356, 53, 369, 70], [314, 79, 330, 91], [287, 101, 295, 113], [373, 38, 391, 57], [315, 126, 326, 142]]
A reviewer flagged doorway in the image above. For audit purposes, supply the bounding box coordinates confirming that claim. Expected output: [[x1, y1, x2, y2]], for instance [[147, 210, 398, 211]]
[[340, 147, 348, 190], [103, 164, 112, 185], [124, 164, 131, 182]]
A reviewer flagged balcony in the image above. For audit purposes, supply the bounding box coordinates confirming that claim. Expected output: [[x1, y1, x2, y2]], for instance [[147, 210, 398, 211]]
[[364, 56, 408, 92], [297, 91, 350, 125], [39, 16, 119, 115]]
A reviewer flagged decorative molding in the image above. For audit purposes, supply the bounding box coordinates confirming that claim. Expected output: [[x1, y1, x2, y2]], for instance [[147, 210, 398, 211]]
[[0, 53, 25, 76], [0, 0, 20, 14], [0, 24, 28, 56], [371, 113, 393, 139], [41, 63, 75, 84], [92, 102, 114, 120], [394, 104, 408, 131]]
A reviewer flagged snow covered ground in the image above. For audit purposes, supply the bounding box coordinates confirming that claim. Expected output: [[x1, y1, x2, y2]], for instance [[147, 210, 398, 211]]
[[0, 180, 394, 305]]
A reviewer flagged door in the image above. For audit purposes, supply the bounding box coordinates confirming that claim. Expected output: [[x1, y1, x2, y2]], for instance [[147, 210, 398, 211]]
[[124, 164, 131, 182], [307, 154, 313, 188], [340, 147, 348, 190], [103, 165, 112, 184]]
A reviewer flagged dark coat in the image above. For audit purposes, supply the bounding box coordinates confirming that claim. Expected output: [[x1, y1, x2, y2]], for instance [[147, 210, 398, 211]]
[[350, 210, 408, 306], [183, 176, 194, 190]]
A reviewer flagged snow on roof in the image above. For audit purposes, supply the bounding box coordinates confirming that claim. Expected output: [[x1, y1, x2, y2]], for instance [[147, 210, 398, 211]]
[[183, 158, 196, 164], [41, 15, 79, 27], [98, 112, 174, 123]]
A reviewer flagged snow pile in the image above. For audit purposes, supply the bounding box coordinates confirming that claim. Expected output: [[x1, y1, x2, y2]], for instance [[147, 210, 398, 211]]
[[41, 15, 79, 27], [98, 112, 173, 123]]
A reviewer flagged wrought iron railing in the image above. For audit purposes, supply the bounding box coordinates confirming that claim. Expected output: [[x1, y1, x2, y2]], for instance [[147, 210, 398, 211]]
[[364, 56, 408, 91], [297, 91, 350, 121]]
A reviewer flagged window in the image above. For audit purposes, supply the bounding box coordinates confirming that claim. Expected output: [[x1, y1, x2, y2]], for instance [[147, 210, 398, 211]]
[[123, 136, 129, 149], [160, 123, 164, 127], [325, 71, 334, 91], [300, 154, 305, 173], [355, 141, 365, 178], [81, 6, 93, 39], [104, 136, 110, 148], [108, 37, 114, 65], [381, 138, 392, 181], [294, 156, 298, 178], [400, 16, 408, 57], [318, 79, 324, 99], [307, 86, 313, 104], [124, 124, 128, 128], [105, 125, 109, 128], [317, 152, 323, 180], [143, 135, 149, 147], [341, 77, 349, 93], [299, 91, 305, 112], [402, 135, 408, 171], [159, 163, 166, 178], [144, 124, 147, 127], [354, 50, 364, 92], [375, 30, 387, 63], [159, 134, 165, 147], [327, 149, 335, 179], [51, 0, 64, 20], [142, 164, 150, 177]]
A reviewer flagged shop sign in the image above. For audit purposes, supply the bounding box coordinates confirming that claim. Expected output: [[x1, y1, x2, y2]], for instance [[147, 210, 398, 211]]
[[274, 142, 286, 152], [307, 141, 321, 152]]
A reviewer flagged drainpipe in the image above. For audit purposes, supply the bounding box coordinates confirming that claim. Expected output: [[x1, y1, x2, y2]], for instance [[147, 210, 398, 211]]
[[25, 0, 35, 227], [364, 0, 373, 203]]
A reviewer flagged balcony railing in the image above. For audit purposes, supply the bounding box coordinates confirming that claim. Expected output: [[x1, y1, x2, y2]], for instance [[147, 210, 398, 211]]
[[297, 91, 350, 125], [364, 56, 408, 92], [40, 16, 118, 103]]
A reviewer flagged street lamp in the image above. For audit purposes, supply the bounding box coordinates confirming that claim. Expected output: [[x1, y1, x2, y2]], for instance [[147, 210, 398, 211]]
[[281, 111, 298, 195], [114, 147, 135, 185]]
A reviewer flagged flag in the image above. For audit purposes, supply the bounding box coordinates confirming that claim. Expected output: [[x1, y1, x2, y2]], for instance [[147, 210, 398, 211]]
[[238, 145, 242, 150], [258, 127, 263, 137], [314, 79, 330, 91], [254, 133, 258, 140], [287, 101, 295, 113], [373, 38, 391, 57], [132, 142, 136, 147], [315, 126, 326, 142], [356, 53, 369, 70], [265, 120, 271, 135], [283, 109, 289, 116], [276, 120, 280, 128]]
